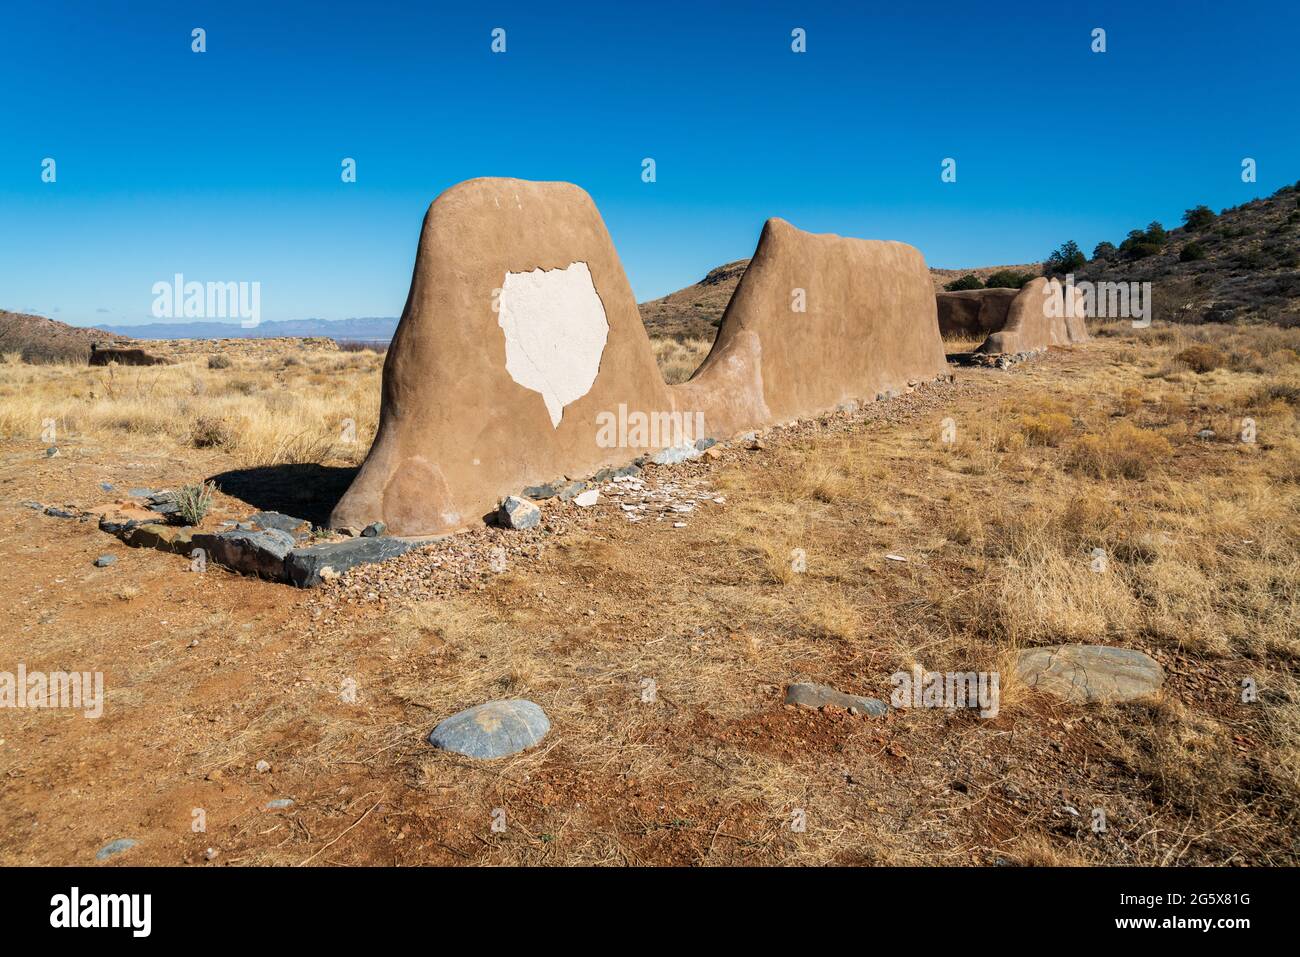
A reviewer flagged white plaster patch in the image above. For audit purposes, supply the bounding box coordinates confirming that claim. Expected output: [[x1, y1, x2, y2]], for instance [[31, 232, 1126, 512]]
[[498, 261, 609, 428]]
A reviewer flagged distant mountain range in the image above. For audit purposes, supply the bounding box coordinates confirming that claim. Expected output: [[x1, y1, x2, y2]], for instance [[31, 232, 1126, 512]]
[[94, 316, 400, 341]]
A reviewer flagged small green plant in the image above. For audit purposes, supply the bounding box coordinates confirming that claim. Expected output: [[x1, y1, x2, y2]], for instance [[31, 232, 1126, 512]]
[[1179, 242, 1206, 262], [944, 274, 984, 291], [174, 481, 216, 526]]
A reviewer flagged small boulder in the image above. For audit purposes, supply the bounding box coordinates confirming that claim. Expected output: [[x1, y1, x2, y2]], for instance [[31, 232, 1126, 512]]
[[784, 683, 887, 716], [360, 521, 386, 538], [428, 699, 550, 759], [498, 496, 541, 530], [93, 555, 116, 568], [1016, 645, 1164, 704], [573, 489, 600, 507]]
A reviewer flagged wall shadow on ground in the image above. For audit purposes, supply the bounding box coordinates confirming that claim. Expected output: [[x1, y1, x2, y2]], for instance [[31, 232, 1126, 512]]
[[207, 464, 359, 529]]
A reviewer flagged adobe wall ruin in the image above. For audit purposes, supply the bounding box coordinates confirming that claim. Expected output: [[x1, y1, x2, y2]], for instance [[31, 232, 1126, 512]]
[[936, 279, 1089, 355], [329, 178, 952, 537]]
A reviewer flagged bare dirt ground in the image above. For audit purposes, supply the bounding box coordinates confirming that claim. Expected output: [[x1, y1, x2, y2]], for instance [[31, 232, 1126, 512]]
[[1, 324, 1297, 866]]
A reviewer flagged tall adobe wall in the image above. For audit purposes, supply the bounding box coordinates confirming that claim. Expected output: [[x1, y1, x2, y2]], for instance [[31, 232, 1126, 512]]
[[331, 178, 952, 536]]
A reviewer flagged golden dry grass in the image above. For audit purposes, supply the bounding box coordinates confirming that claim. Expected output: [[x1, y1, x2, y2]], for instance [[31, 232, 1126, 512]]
[[2, 321, 1298, 866]]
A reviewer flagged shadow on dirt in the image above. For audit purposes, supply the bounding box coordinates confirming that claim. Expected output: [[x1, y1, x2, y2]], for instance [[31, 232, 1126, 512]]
[[207, 464, 358, 529]]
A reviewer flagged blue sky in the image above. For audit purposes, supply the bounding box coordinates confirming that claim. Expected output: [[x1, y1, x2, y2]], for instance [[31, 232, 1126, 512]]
[[2, 0, 1297, 327]]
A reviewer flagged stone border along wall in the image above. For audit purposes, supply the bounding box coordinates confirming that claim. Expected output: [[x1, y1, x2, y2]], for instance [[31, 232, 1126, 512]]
[[936, 278, 1090, 356]]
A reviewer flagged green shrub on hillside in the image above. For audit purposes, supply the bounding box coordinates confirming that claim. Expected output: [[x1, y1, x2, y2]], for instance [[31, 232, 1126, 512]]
[[944, 274, 984, 291], [1180, 242, 1206, 262], [1045, 240, 1086, 275], [984, 269, 1036, 289], [1092, 241, 1117, 261], [1182, 205, 1216, 231]]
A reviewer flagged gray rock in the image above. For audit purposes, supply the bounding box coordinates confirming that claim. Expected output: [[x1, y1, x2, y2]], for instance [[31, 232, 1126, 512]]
[[191, 528, 297, 581], [99, 514, 145, 534], [651, 443, 703, 465], [428, 699, 550, 759], [360, 521, 386, 538], [1016, 645, 1164, 704], [147, 500, 181, 517], [592, 464, 641, 482], [265, 798, 294, 810], [784, 682, 887, 716], [248, 510, 312, 541], [95, 838, 137, 861], [694, 437, 719, 451], [99, 483, 114, 492], [93, 555, 117, 567], [22, 501, 43, 510], [1197, 429, 1216, 440], [45, 446, 59, 458], [522, 481, 562, 500], [284, 535, 426, 587], [498, 496, 541, 530], [44, 506, 76, 519], [555, 480, 588, 502], [128, 487, 154, 499]]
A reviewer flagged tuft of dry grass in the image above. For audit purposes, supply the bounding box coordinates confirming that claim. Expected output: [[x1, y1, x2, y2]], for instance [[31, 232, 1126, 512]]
[[1067, 422, 1173, 479]]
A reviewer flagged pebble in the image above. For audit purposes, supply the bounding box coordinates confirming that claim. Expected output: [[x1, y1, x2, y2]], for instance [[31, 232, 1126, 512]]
[[95, 838, 137, 861]]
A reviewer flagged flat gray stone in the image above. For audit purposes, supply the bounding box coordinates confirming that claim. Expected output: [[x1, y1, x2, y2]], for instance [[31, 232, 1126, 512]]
[[785, 683, 887, 716], [522, 481, 562, 500], [1016, 645, 1164, 704], [93, 554, 116, 567], [428, 699, 550, 759], [265, 798, 294, 810], [191, 528, 296, 581], [95, 838, 137, 861], [555, 480, 587, 502], [360, 521, 386, 538], [44, 506, 76, 519], [592, 464, 641, 482], [284, 535, 425, 587], [248, 510, 312, 542], [128, 487, 154, 499], [498, 496, 541, 530]]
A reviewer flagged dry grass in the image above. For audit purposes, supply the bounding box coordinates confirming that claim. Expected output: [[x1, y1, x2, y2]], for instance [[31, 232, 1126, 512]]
[[2, 321, 1297, 866], [0, 340, 382, 468]]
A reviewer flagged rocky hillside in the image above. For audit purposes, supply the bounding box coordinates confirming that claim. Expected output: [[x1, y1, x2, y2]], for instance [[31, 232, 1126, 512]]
[[0, 310, 128, 364], [639, 259, 750, 338], [1074, 181, 1300, 326]]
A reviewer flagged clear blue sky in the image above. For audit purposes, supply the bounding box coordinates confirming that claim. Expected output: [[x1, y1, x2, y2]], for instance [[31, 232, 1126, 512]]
[[2, 0, 1297, 327]]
